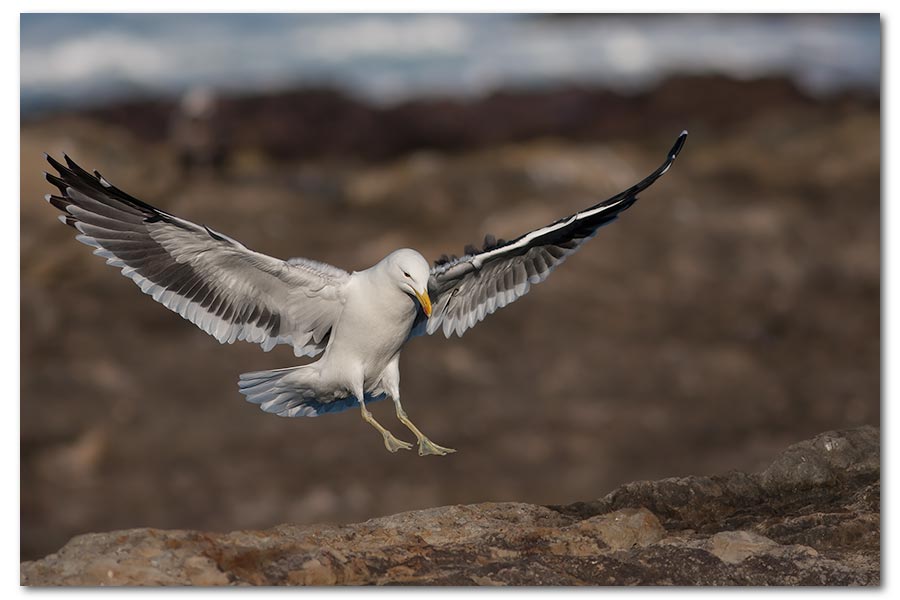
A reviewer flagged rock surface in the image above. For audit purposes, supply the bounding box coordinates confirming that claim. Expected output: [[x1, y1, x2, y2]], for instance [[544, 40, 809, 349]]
[[21, 426, 879, 586]]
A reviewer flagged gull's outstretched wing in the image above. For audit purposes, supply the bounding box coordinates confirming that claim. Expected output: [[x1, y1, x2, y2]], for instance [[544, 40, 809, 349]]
[[44, 155, 349, 357], [413, 131, 687, 339]]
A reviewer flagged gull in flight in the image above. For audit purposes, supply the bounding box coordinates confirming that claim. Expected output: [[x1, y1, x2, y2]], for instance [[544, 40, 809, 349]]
[[43, 131, 687, 456]]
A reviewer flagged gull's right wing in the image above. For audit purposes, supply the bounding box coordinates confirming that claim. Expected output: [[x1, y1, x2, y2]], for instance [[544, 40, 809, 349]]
[[44, 155, 349, 357]]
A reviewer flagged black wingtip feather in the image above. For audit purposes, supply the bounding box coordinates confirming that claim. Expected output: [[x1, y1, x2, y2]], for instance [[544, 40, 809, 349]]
[[669, 130, 688, 161], [44, 153, 69, 175], [64, 153, 105, 184], [44, 172, 69, 195], [63, 154, 91, 178], [46, 194, 71, 212]]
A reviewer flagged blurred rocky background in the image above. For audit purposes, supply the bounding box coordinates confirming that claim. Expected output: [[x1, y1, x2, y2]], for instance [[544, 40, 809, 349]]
[[20, 14, 879, 562]]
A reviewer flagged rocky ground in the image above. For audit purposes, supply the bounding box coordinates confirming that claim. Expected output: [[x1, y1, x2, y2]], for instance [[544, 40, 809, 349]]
[[20, 426, 879, 585], [21, 77, 879, 562]]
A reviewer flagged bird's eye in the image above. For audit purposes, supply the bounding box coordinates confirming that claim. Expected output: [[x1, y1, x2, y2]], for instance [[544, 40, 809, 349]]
[[403, 272, 411, 278]]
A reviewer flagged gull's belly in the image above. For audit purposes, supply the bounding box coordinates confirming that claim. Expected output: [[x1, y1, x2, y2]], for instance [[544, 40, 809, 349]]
[[321, 288, 416, 385]]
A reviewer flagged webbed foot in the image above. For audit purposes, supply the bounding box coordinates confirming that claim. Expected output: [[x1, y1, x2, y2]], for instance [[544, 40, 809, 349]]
[[417, 438, 457, 456], [382, 433, 414, 453]]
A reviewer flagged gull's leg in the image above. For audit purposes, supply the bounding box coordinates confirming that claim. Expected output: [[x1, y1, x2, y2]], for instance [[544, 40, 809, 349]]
[[382, 359, 456, 456], [356, 386, 412, 453], [393, 398, 457, 456]]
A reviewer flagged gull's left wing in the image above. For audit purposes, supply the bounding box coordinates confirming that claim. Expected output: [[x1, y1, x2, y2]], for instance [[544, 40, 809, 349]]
[[412, 131, 687, 339]]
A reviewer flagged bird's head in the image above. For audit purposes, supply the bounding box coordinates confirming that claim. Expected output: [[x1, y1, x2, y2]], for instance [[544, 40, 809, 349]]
[[386, 249, 433, 318]]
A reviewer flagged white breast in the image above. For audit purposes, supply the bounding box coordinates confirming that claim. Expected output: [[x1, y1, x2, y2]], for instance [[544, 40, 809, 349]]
[[318, 272, 416, 384]]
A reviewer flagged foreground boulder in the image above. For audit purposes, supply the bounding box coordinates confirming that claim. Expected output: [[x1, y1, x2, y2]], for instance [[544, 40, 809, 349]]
[[21, 426, 879, 586]]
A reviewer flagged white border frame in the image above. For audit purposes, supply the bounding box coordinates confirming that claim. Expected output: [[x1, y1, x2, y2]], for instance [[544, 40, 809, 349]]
[[9, 3, 889, 596]]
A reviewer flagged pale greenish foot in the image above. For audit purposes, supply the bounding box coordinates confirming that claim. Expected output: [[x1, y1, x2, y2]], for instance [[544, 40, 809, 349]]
[[417, 438, 457, 456], [382, 432, 413, 453]]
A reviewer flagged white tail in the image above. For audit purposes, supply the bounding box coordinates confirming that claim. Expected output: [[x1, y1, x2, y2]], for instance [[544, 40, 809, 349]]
[[237, 366, 384, 417]]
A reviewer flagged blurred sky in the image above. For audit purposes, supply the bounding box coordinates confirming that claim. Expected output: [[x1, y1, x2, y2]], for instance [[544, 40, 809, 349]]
[[21, 13, 879, 115]]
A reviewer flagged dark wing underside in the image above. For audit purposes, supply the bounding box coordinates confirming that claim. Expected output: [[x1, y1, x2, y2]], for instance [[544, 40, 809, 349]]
[[411, 131, 687, 339]]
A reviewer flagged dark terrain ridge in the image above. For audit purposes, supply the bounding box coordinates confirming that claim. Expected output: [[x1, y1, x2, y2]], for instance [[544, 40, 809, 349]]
[[21, 426, 879, 585], [39, 74, 876, 162]]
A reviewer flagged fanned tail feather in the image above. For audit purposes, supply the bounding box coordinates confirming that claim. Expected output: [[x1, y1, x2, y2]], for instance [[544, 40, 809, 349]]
[[238, 367, 385, 418]]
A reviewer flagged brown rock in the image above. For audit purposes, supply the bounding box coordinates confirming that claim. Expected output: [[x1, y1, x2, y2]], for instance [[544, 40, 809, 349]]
[[21, 427, 879, 586], [576, 508, 665, 550], [706, 531, 780, 564]]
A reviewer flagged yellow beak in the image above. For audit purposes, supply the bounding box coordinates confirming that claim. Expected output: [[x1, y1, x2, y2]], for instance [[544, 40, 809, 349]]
[[415, 289, 432, 318]]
